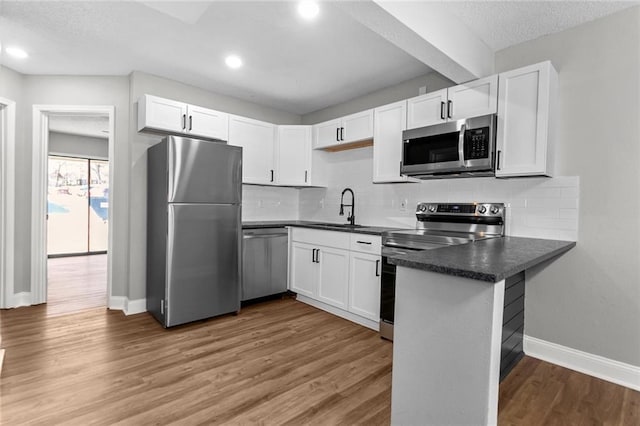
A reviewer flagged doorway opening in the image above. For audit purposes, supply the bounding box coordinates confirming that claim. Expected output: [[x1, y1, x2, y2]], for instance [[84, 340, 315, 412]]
[[32, 106, 115, 314]]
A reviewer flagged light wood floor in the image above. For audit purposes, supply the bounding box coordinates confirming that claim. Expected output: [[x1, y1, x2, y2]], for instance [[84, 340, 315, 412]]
[[1, 298, 638, 425], [46, 254, 107, 317]]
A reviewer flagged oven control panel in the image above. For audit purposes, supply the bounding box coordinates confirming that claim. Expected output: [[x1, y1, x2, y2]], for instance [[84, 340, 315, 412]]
[[416, 202, 504, 217]]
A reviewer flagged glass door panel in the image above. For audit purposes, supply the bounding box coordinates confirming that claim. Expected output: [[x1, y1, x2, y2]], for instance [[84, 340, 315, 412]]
[[47, 156, 109, 256]]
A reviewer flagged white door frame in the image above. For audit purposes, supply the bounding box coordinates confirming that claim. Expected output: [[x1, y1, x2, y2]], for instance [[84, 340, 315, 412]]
[[0, 97, 16, 308], [32, 105, 115, 305]]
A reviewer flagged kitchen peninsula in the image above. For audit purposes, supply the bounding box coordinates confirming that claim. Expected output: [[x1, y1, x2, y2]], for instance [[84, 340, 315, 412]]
[[387, 237, 576, 425]]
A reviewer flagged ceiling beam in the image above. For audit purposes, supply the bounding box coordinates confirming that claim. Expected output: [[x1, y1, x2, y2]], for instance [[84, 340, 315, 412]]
[[336, 1, 495, 83]]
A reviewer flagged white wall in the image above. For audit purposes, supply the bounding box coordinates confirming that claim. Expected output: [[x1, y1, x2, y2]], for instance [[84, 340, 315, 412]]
[[493, 8, 640, 367], [4, 73, 131, 296], [48, 131, 109, 159], [302, 71, 452, 124]]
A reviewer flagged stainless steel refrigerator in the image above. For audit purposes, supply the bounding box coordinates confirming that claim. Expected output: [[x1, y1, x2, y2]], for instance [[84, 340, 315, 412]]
[[146, 136, 242, 327]]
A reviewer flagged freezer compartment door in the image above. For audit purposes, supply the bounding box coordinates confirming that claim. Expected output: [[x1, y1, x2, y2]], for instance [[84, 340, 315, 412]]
[[167, 136, 242, 204], [166, 203, 241, 327]]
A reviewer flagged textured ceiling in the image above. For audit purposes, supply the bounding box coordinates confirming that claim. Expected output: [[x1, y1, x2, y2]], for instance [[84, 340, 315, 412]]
[[1, 1, 638, 115], [0, 1, 432, 114], [438, 1, 638, 51]]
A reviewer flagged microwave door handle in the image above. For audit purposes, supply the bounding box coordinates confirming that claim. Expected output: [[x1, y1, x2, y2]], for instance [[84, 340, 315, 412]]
[[458, 123, 466, 166]]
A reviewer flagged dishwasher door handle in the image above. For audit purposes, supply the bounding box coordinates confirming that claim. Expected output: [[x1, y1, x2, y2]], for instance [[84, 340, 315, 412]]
[[243, 233, 288, 239]]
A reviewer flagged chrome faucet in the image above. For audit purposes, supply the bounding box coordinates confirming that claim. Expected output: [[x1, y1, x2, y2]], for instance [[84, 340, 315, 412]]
[[339, 188, 355, 226]]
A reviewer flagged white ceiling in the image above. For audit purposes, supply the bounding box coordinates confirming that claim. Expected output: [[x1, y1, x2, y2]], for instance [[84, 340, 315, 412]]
[[1, 1, 638, 115]]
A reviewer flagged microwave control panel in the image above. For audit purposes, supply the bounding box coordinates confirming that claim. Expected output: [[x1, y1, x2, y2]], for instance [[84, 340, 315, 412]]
[[465, 127, 490, 159]]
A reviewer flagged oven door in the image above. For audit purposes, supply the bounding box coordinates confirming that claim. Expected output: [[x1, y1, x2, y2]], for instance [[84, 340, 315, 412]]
[[380, 246, 424, 341]]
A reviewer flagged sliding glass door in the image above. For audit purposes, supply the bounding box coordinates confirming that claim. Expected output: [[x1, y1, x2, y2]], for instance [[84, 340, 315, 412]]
[[47, 155, 109, 256]]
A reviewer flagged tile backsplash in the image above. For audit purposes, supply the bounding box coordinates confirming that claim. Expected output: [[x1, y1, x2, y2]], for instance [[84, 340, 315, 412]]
[[242, 185, 299, 221], [243, 147, 579, 241], [297, 147, 580, 241]]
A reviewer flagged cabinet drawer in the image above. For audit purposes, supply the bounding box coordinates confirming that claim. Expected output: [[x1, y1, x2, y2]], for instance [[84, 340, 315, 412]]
[[349, 234, 381, 254], [290, 227, 350, 249]]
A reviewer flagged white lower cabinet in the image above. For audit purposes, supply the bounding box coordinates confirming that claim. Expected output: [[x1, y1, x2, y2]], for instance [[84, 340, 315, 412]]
[[316, 247, 350, 309], [289, 228, 381, 330], [289, 242, 317, 298], [348, 252, 381, 322]]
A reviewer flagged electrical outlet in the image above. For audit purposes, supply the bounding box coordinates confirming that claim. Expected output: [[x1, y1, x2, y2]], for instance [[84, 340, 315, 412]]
[[319, 199, 324, 208], [257, 199, 263, 208], [400, 198, 408, 211]]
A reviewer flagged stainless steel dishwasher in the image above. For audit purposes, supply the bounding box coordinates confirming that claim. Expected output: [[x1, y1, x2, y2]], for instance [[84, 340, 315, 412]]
[[242, 228, 288, 301]]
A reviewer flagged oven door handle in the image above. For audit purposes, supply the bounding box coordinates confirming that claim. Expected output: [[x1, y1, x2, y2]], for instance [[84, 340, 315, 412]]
[[458, 123, 466, 167]]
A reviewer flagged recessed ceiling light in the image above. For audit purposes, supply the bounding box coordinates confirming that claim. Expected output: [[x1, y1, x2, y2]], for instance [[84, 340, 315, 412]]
[[6, 46, 28, 59], [298, 1, 319, 20], [225, 55, 243, 69]]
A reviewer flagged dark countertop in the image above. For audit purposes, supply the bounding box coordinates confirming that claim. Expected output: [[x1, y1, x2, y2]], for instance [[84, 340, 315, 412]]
[[243, 220, 405, 236], [388, 236, 576, 283]]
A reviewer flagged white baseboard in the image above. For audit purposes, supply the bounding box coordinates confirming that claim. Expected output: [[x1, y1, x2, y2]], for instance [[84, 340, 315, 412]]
[[124, 298, 146, 316], [108, 296, 126, 311], [524, 335, 640, 392], [109, 296, 146, 315], [12, 292, 32, 308]]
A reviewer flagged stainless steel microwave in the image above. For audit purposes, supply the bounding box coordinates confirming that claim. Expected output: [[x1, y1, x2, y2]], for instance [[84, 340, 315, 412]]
[[400, 114, 497, 178]]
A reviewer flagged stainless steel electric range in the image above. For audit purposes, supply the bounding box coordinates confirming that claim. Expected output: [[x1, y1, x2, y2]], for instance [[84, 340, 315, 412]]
[[379, 202, 506, 341]]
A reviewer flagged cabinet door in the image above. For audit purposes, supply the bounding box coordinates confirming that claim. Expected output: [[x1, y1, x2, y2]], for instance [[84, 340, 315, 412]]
[[373, 100, 413, 183], [138, 94, 187, 133], [313, 118, 342, 149], [289, 242, 316, 298], [342, 109, 374, 144], [406, 89, 447, 129], [276, 126, 311, 186], [187, 105, 229, 141], [448, 75, 498, 121], [496, 62, 556, 177], [348, 252, 381, 322], [316, 246, 350, 310], [228, 115, 275, 185]]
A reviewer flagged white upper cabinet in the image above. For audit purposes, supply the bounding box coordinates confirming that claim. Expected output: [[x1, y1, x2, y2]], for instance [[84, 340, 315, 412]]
[[276, 126, 312, 186], [342, 109, 374, 144], [496, 61, 557, 177], [373, 100, 416, 183], [138, 94, 228, 141], [228, 115, 276, 185], [313, 109, 374, 149], [187, 104, 229, 141], [447, 75, 498, 121], [406, 89, 447, 129], [407, 75, 498, 129], [314, 118, 343, 149]]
